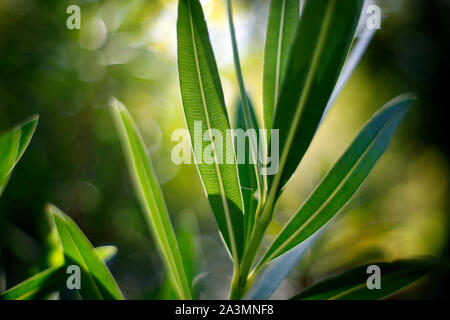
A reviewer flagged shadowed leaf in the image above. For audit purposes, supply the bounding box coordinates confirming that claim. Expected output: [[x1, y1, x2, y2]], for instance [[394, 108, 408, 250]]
[[291, 259, 440, 300]]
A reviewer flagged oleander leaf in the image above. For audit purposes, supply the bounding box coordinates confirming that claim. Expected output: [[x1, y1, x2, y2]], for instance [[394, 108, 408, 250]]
[[0, 246, 118, 300], [268, 0, 363, 193], [291, 259, 439, 300], [0, 115, 38, 196], [177, 0, 244, 262], [260, 95, 414, 265], [263, 0, 300, 133], [47, 204, 124, 300], [110, 98, 191, 300]]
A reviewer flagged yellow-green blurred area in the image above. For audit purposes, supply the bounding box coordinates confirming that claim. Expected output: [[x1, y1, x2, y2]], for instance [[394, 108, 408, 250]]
[[0, 0, 448, 299]]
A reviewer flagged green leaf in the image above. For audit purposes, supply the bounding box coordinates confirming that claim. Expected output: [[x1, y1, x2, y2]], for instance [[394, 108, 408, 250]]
[[0, 115, 38, 196], [263, 0, 300, 133], [47, 204, 124, 300], [234, 97, 260, 244], [291, 259, 438, 300], [177, 0, 244, 262], [0, 246, 118, 300], [110, 98, 191, 300], [268, 0, 363, 192], [260, 95, 414, 265]]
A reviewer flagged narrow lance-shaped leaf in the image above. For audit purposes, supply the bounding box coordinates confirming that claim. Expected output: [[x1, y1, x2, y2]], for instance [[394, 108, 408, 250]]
[[260, 95, 414, 265], [0, 246, 118, 300], [0, 115, 38, 196], [268, 0, 363, 193], [291, 259, 440, 300], [234, 97, 260, 244], [110, 98, 191, 300], [177, 0, 244, 261], [263, 0, 299, 133], [47, 204, 124, 300]]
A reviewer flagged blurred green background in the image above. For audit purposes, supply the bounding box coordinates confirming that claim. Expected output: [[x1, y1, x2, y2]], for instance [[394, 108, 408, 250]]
[[0, 0, 448, 299]]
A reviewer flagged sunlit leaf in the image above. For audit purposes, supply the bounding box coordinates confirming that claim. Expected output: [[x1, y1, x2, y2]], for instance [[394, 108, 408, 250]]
[[48, 204, 124, 300], [177, 0, 244, 262], [110, 98, 191, 300], [260, 95, 414, 265]]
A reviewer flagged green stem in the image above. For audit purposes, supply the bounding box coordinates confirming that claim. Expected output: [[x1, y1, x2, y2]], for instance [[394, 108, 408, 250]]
[[228, 264, 257, 300], [229, 156, 284, 298], [228, 201, 274, 299]]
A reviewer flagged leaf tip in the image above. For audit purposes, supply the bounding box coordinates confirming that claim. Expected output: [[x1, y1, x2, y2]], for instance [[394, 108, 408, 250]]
[[393, 92, 418, 105], [45, 203, 65, 222]]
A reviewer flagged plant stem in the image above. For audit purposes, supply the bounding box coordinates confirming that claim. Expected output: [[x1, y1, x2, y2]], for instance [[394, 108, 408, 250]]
[[229, 264, 257, 300], [228, 201, 274, 299], [228, 158, 284, 298]]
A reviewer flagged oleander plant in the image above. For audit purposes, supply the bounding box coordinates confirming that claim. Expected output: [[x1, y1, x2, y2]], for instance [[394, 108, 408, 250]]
[[0, 0, 446, 300]]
